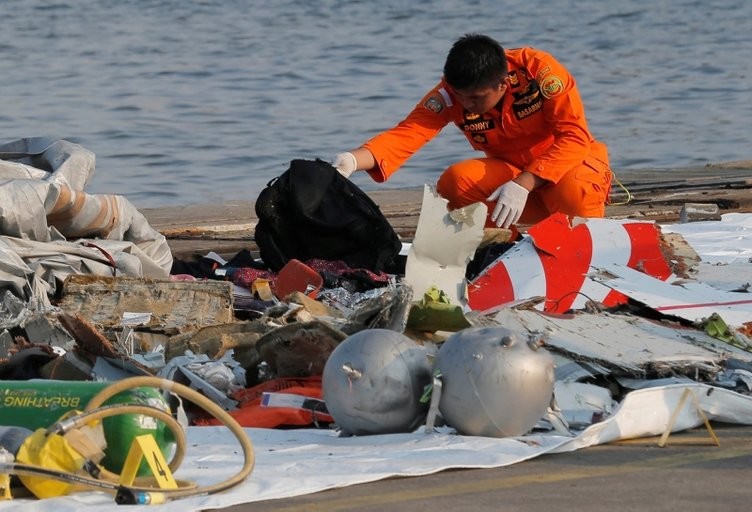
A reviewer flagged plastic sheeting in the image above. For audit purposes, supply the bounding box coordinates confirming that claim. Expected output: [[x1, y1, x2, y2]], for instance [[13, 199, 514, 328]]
[[2, 383, 751, 512], [0, 137, 95, 191], [0, 138, 172, 306]]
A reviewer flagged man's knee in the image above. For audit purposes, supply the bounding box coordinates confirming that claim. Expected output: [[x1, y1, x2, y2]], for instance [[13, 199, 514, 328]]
[[437, 159, 503, 209], [436, 164, 471, 209], [545, 183, 607, 218]]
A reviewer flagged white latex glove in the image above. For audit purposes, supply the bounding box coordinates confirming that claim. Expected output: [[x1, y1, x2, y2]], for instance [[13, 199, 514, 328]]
[[332, 152, 357, 178], [487, 180, 529, 228]]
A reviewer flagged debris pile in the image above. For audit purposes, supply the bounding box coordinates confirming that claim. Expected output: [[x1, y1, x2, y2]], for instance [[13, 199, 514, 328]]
[[1, 140, 752, 507]]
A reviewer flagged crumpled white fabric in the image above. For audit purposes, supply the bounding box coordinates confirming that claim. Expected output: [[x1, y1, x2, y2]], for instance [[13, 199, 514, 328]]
[[0, 138, 172, 306]]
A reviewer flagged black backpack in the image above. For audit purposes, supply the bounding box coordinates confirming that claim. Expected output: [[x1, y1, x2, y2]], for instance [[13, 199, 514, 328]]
[[254, 159, 402, 273]]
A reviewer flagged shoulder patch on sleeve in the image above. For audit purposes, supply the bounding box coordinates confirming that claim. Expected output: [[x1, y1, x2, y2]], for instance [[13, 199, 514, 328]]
[[423, 95, 445, 113], [540, 75, 564, 98]]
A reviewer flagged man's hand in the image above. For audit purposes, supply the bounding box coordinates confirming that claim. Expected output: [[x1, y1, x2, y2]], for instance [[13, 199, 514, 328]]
[[487, 181, 529, 228], [332, 152, 358, 178]]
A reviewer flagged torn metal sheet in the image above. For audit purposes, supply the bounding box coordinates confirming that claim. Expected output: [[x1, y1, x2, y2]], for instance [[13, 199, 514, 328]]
[[0, 329, 13, 358], [404, 185, 486, 308], [158, 353, 239, 411], [554, 359, 612, 382], [468, 214, 678, 314], [39, 350, 93, 380], [492, 307, 752, 376], [18, 314, 73, 350], [684, 262, 752, 293], [59, 275, 234, 331], [554, 381, 616, 429], [591, 262, 752, 327], [0, 292, 71, 354], [90, 355, 151, 381], [616, 376, 697, 390]]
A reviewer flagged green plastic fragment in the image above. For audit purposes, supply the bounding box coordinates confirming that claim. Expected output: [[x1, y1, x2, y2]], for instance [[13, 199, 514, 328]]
[[406, 285, 471, 333]]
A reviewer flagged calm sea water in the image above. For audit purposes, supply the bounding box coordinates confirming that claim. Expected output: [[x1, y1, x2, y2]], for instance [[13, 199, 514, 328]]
[[0, 0, 750, 208]]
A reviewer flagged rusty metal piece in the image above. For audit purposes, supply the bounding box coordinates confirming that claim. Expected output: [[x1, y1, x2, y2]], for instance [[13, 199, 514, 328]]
[[57, 312, 118, 358]]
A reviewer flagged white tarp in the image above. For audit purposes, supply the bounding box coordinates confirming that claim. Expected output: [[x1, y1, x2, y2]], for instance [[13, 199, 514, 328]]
[[0, 138, 172, 305], [2, 383, 751, 512], [661, 212, 752, 292], [661, 212, 752, 264], [0, 137, 95, 191]]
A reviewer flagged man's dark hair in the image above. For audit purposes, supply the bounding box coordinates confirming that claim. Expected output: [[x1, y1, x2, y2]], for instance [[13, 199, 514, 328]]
[[443, 34, 508, 90]]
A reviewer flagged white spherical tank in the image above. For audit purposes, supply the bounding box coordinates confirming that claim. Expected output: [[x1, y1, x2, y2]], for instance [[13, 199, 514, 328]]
[[434, 326, 555, 437], [322, 328, 432, 435]]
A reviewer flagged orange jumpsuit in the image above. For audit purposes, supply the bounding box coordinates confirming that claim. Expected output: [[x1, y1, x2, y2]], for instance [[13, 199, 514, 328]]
[[363, 47, 612, 226]]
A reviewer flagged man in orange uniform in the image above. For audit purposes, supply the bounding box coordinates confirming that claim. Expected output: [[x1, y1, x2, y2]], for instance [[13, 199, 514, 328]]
[[332, 33, 612, 229]]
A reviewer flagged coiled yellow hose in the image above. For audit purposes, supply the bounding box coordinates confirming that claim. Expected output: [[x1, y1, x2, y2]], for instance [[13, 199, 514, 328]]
[[3, 375, 255, 504]]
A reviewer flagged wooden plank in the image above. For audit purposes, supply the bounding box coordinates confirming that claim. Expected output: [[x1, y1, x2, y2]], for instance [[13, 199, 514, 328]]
[[58, 275, 234, 331]]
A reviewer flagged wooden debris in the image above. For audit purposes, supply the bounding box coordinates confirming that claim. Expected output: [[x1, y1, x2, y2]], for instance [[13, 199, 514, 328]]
[[256, 320, 347, 379], [58, 275, 234, 331], [58, 312, 119, 358], [165, 321, 266, 362]]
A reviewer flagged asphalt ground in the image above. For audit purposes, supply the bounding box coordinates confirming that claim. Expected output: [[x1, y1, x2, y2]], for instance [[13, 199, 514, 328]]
[[222, 423, 752, 512]]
